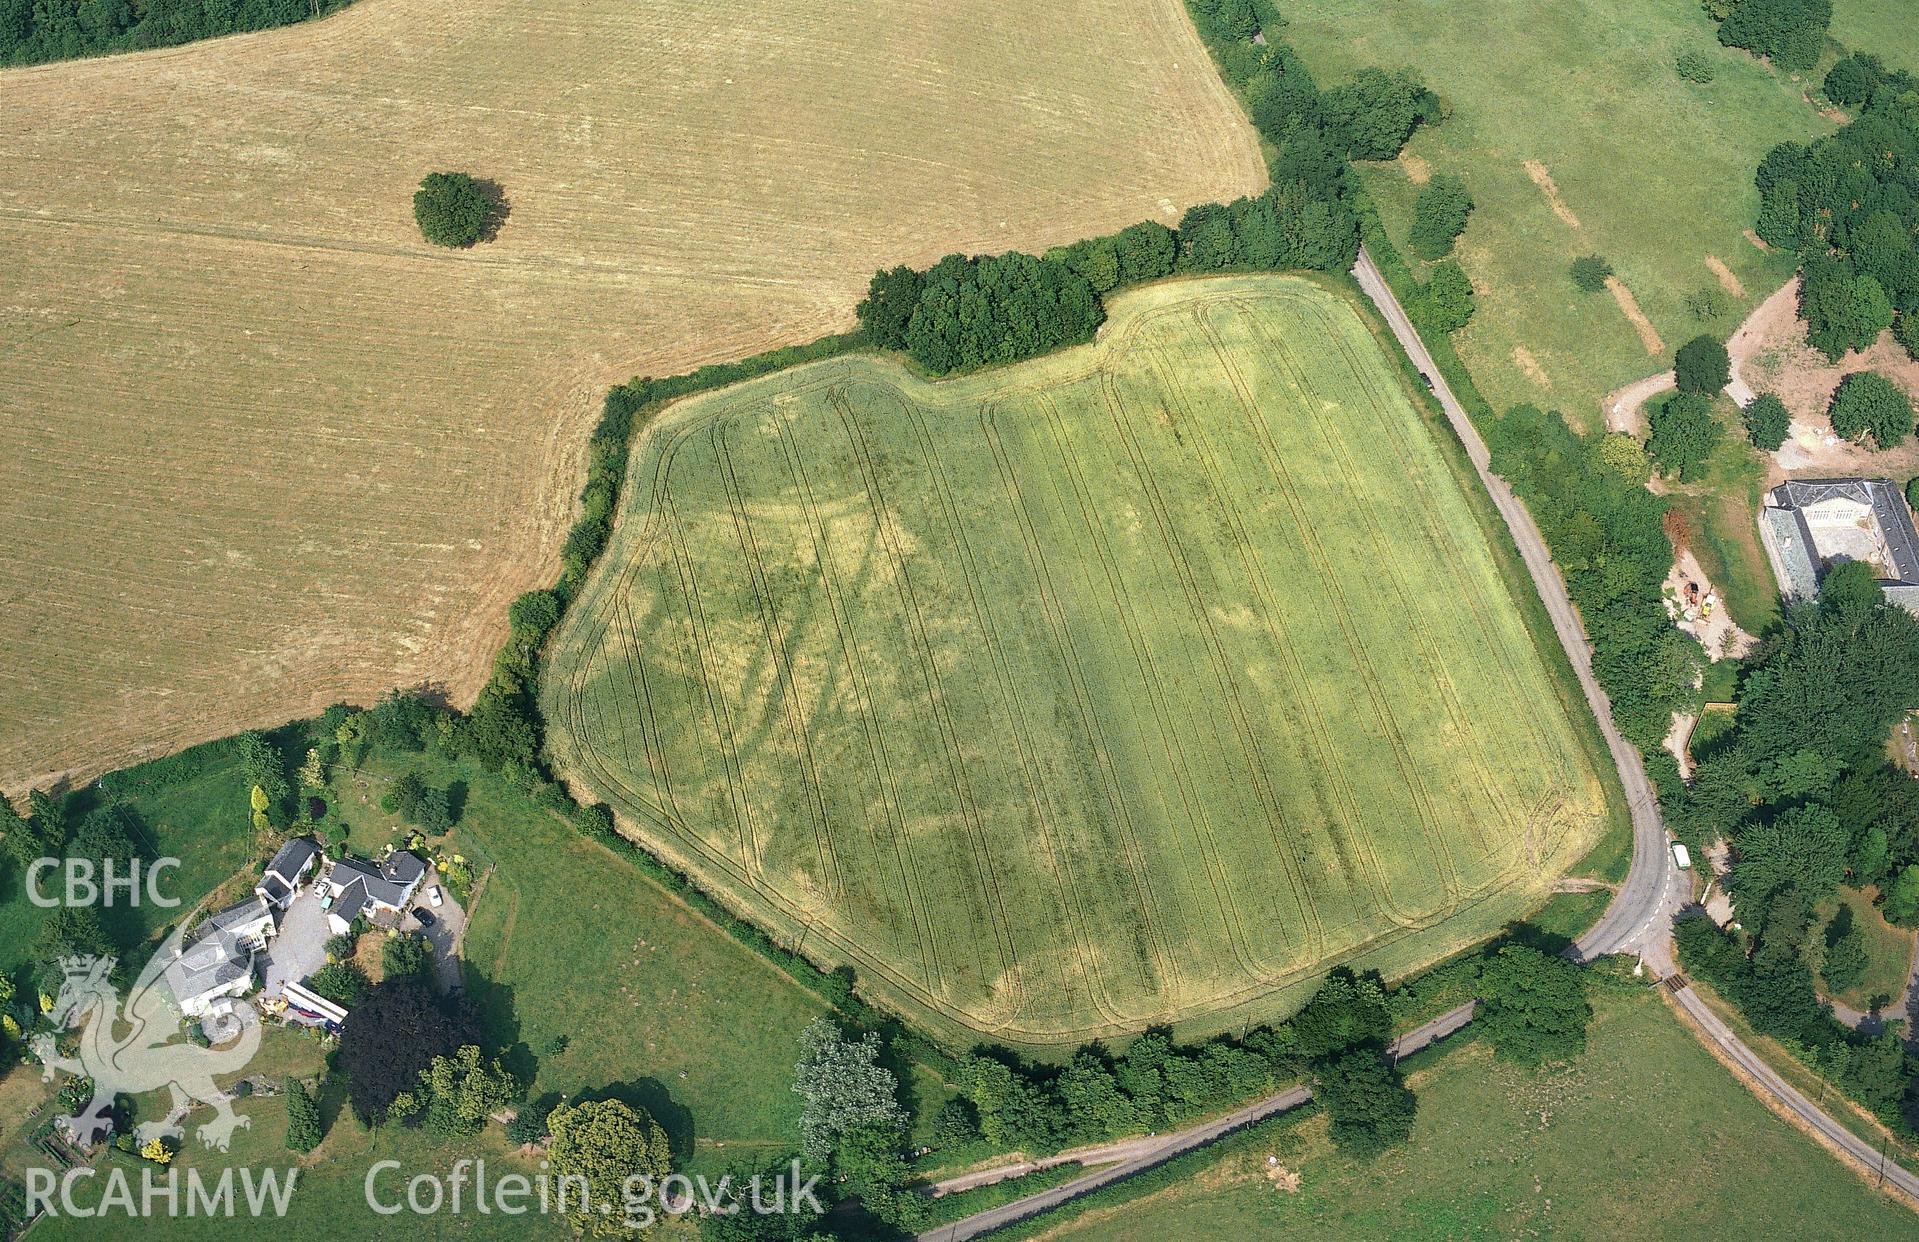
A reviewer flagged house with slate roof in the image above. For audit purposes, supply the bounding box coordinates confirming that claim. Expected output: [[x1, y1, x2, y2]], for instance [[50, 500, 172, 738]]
[[320, 849, 428, 934], [161, 896, 277, 1018], [1760, 478, 1919, 614], [255, 836, 319, 910]]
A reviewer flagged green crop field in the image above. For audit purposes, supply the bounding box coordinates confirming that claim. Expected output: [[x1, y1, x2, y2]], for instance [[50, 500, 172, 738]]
[[544, 276, 1610, 1049], [1282, 0, 1824, 427]]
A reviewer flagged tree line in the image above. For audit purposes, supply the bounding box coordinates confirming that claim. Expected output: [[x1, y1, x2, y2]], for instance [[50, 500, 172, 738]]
[[1755, 53, 1919, 367], [0, 0, 351, 66], [1707, 0, 1831, 72], [1668, 570, 1919, 1131], [853, 5, 1440, 374]]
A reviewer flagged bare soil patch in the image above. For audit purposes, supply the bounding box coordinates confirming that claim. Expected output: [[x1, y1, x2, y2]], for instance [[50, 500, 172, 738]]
[[1664, 548, 1757, 663], [1706, 254, 1746, 298], [1399, 151, 1432, 184], [1606, 275, 1666, 355], [1523, 159, 1583, 230], [1730, 278, 1919, 479], [1512, 345, 1551, 388], [0, 0, 1264, 795]]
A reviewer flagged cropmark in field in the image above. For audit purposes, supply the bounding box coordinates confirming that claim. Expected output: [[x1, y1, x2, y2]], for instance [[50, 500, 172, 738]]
[[544, 276, 1609, 1048]]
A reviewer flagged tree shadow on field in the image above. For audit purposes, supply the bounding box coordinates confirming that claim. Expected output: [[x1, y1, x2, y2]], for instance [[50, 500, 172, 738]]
[[475, 179, 512, 244], [574, 1079, 696, 1166], [1492, 918, 1575, 959]]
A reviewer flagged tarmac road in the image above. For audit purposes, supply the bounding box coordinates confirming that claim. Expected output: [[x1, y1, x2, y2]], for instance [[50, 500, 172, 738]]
[[913, 252, 1918, 1239]]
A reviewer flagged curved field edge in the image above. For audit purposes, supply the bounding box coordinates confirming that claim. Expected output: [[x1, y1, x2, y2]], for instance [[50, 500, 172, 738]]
[[542, 275, 1611, 1049], [0, 0, 1265, 799]]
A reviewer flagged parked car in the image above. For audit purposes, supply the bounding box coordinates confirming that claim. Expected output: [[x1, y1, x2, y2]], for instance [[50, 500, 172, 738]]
[[414, 908, 436, 927], [428, 885, 444, 908]]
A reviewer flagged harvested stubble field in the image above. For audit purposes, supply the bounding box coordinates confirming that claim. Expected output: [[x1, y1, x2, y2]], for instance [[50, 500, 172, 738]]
[[544, 276, 1609, 1048], [0, 0, 1264, 797]]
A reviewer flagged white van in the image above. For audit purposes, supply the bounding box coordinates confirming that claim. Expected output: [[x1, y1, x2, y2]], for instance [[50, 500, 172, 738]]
[[1670, 842, 1692, 871]]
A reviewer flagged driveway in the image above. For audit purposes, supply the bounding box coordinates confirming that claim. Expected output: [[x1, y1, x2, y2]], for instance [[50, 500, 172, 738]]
[[404, 869, 467, 995], [257, 888, 330, 1000]]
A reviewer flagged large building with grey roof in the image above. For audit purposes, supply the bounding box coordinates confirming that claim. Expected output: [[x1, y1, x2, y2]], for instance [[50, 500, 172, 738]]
[[1760, 478, 1919, 613]]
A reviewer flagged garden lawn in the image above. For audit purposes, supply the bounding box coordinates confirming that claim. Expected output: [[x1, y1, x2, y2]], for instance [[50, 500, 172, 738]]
[[0, 740, 258, 980], [1817, 886, 1916, 1014], [329, 750, 830, 1157], [1283, 0, 1822, 427], [1039, 987, 1916, 1240]]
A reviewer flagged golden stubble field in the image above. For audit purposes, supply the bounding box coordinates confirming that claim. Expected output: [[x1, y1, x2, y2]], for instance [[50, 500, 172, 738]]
[[0, 0, 1264, 795]]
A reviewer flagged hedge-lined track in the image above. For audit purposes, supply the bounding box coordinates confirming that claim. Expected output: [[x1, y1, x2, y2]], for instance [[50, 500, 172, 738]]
[[545, 277, 1609, 1047], [0, 0, 1263, 796]]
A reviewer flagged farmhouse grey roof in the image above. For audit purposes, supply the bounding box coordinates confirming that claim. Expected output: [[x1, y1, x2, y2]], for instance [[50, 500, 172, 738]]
[[264, 837, 318, 882], [1769, 477, 1919, 585], [329, 850, 426, 911], [1762, 505, 1820, 603], [164, 904, 264, 1005], [202, 896, 271, 937]]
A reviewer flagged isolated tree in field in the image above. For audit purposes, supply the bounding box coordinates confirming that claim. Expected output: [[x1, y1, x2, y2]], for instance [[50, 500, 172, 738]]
[[1569, 255, 1612, 293], [283, 1078, 322, 1153], [1407, 174, 1472, 260], [792, 1018, 906, 1161], [1820, 907, 1869, 993], [1421, 261, 1475, 333], [416, 1044, 522, 1137], [1742, 392, 1791, 451], [1673, 334, 1731, 395], [1475, 944, 1592, 1066], [1647, 391, 1723, 482], [546, 1098, 672, 1237], [1828, 371, 1915, 450], [1311, 1049, 1415, 1157], [1688, 286, 1729, 323], [412, 172, 493, 248], [339, 979, 475, 1123]]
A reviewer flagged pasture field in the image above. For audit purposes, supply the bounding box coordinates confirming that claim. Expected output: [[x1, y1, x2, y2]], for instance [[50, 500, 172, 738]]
[[1030, 988, 1917, 1241], [1833, 2, 1919, 72], [1281, 0, 1822, 426], [0, 0, 1264, 799], [298, 745, 835, 1151], [544, 276, 1611, 1049]]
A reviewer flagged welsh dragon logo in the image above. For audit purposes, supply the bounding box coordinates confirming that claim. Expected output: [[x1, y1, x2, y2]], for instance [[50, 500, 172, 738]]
[[31, 906, 264, 1152]]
